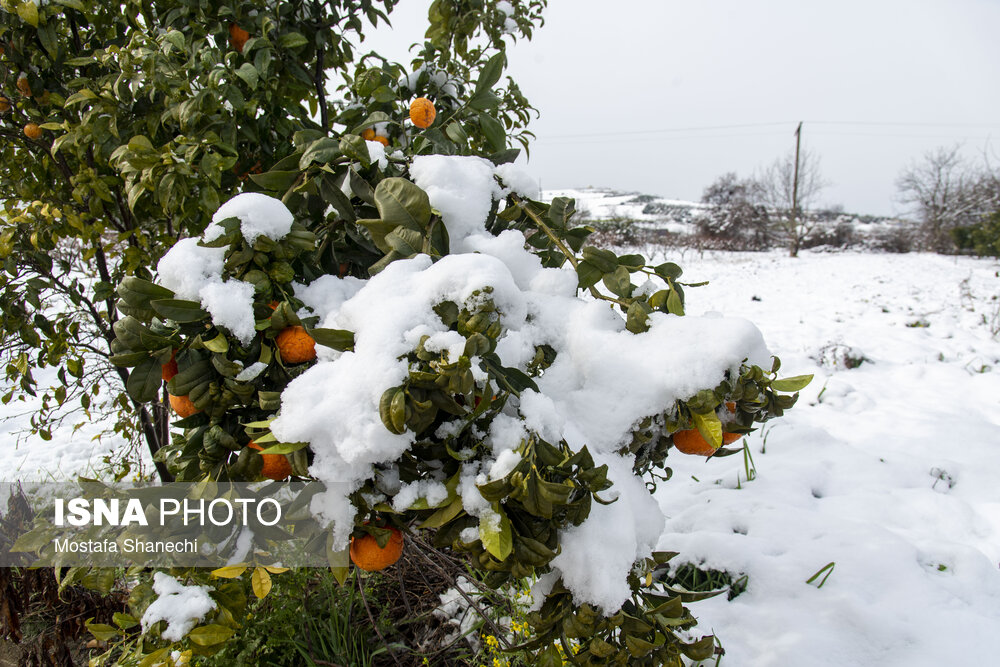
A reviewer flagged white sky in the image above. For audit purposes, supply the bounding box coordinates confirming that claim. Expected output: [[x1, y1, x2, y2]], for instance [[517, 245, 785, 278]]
[[357, 0, 1000, 216]]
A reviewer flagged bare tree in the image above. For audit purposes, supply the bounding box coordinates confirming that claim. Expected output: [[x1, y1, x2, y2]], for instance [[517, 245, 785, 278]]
[[752, 148, 827, 257], [895, 144, 1000, 252], [696, 172, 772, 250]]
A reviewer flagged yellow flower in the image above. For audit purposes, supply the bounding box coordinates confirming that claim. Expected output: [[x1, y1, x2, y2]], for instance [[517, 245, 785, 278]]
[[485, 634, 500, 649]]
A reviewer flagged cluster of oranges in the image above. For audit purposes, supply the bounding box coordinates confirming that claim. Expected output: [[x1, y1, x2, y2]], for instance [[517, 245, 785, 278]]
[[162, 316, 318, 480], [2, 73, 44, 139]]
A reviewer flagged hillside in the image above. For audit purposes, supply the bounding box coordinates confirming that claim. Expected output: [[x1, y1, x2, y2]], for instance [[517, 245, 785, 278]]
[[545, 186, 917, 251]]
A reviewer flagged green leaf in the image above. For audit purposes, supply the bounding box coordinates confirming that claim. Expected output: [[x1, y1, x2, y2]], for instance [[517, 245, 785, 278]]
[[236, 63, 259, 90], [576, 260, 602, 289], [17, 1, 39, 27], [257, 441, 307, 455], [582, 246, 618, 274], [654, 262, 683, 280], [602, 265, 633, 298], [85, 621, 118, 642], [679, 635, 717, 661], [373, 177, 432, 231], [308, 327, 355, 351], [479, 507, 513, 560], [419, 497, 465, 528], [278, 32, 309, 49], [150, 299, 208, 323], [666, 287, 684, 316], [113, 612, 139, 630], [126, 357, 162, 403], [475, 52, 506, 94], [187, 624, 235, 646], [110, 351, 152, 367], [64, 89, 98, 108], [771, 374, 813, 392], [249, 170, 298, 192], [339, 134, 370, 166], [478, 114, 506, 152], [385, 227, 424, 256]]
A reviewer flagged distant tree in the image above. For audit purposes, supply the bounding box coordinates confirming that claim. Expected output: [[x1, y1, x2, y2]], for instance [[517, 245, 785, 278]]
[[895, 145, 1000, 252], [697, 172, 771, 250], [752, 148, 827, 257]]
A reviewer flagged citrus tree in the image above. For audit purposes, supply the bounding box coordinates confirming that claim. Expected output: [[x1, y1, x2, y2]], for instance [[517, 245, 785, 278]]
[[3, 1, 812, 665], [0, 0, 541, 481]]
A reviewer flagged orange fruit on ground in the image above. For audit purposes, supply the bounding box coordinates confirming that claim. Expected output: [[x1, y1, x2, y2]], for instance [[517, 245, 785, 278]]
[[23, 123, 42, 140], [168, 394, 200, 418], [229, 23, 250, 52], [672, 429, 742, 457], [372, 135, 389, 147], [361, 128, 376, 141], [409, 97, 436, 129], [161, 350, 179, 381], [0, 97, 10, 112], [16, 75, 31, 97], [350, 527, 404, 571], [276, 325, 316, 364], [248, 441, 293, 481]]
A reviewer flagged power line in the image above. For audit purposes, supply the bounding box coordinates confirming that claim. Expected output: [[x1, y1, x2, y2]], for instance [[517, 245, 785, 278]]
[[535, 120, 1000, 141]]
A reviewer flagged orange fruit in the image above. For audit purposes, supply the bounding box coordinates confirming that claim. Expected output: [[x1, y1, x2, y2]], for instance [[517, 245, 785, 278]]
[[361, 128, 376, 141], [373, 135, 389, 147], [350, 526, 403, 571], [23, 123, 42, 140], [276, 325, 316, 364], [268, 301, 280, 310], [16, 75, 31, 97], [0, 97, 10, 112], [229, 23, 250, 53], [248, 441, 293, 481], [169, 394, 200, 418], [672, 429, 742, 457], [409, 97, 436, 129], [161, 350, 179, 381]]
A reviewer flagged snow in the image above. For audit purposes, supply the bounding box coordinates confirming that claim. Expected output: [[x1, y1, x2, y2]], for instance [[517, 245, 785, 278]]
[[156, 238, 225, 301], [550, 451, 666, 613], [494, 163, 540, 199], [156, 194, 297, 345], [365, 139, 389, 169], [197, 280, 256, 345], [645, 249, 1000, 666], [410, 155, 503, 250], [205, 192, 294, 244], [140, 572, 217, 642]]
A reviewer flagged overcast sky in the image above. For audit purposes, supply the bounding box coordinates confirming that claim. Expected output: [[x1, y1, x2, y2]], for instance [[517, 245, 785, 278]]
[[359, 0, 1000, 216]]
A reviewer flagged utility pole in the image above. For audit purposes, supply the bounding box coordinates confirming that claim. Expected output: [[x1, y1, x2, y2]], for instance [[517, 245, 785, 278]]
[[790, 121, 803, 257]]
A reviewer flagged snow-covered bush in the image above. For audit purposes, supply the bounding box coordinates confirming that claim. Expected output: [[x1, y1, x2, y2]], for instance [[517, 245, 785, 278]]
[[110, 124, 809, 663]]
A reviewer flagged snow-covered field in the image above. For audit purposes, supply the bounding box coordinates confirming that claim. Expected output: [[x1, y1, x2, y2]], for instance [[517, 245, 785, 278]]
[[3, 248, 999, 665], [650, 249, 1000, 665]]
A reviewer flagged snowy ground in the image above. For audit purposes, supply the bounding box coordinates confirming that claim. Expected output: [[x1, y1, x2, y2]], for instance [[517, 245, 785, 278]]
[[0, 365, 134, 481], [649, 249, 1000, 665], [3, 249, 999, 664]]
